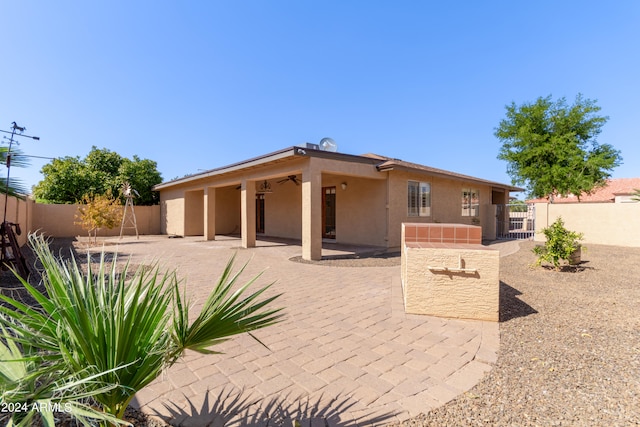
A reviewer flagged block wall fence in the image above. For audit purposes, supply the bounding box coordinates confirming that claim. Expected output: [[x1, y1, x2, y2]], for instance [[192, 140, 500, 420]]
[[0, 196, 161, 246], [533, 202, 640, 247]]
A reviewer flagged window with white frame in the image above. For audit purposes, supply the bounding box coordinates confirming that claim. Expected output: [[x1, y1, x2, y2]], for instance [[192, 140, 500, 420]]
[[461, 188, 479, 217], [408, 181, 431, 216]]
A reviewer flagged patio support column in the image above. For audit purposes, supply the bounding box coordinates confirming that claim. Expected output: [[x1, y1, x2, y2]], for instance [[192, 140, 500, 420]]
[[203, 186, 216, 241], [241, 179, 256, 248], [302, 162, 322, 261]]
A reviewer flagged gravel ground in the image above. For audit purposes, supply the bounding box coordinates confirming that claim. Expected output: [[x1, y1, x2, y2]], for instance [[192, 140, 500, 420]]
[[2, 239, 638, 426], [390, 240, 640, 427]]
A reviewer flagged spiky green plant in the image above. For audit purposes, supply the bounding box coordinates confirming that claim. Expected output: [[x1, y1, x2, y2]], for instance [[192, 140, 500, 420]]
[[0, 234, 284, 423], [0, 323, 129, 426]]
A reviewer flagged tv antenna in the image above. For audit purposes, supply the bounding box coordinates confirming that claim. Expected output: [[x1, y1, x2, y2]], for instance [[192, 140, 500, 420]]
[[0, 122, 39, 278], [119, 182, 139, 239]]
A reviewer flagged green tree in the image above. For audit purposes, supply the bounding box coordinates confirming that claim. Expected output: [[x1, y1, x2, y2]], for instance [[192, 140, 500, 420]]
[[509, 199, 528, 212], [495, 94, 622, 200], [32, 156, 91, 203], [33, 146, 162, 205], [117, 156, 162, 205]]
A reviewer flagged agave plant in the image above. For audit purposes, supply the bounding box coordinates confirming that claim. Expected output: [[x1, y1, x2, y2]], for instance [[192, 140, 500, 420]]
[[0, 234, 284, 424]]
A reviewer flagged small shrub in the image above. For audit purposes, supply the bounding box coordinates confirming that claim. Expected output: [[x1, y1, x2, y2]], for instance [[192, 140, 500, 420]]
[[532, 217, 584, 270], [75, 190, 123, 244]]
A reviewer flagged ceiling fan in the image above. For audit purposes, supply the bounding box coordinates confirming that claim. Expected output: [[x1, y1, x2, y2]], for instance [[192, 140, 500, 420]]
[[277, 175, 300, 186]]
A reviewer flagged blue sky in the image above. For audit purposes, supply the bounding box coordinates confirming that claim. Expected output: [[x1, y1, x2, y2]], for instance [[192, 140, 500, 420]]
[[1, 1, 638, 197]]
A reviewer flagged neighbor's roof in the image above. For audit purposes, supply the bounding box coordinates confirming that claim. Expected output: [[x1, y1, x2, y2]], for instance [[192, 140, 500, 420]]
[[528, 178, 640, 203], [154, 146, 522, 191]]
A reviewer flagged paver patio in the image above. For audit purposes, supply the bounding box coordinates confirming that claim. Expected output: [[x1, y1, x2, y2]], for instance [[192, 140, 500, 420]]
[[99, 235, 507, 426]]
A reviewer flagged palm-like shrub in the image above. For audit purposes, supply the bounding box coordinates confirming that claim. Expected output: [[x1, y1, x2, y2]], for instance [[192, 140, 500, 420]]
[[0, 322, 128, 426], [0, 234, 283, 424]]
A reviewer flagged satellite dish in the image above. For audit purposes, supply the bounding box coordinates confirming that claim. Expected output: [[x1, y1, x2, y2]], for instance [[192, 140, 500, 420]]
[[319, 137, 338, 152]]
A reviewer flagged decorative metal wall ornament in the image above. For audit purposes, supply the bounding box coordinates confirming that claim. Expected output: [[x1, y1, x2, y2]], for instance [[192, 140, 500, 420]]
[[257, 180, 272, 193]]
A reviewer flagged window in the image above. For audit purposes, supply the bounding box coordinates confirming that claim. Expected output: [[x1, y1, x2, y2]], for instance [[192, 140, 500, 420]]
[[461, 188, 479, 217], [408, 181, 431, 216]]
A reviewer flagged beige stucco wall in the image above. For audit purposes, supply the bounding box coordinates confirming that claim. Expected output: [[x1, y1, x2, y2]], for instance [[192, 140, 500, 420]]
[[215, 187, 241, 234], [322, 174, 387, 247], [402, 246, 500, 321], [387, 171, 496, 249], [0, 196, 161, 245], [401, 223, 499, 321], [32, 203, 160, 238], [0, 195, 34, 246], [264, 181, 301, 239], [184, 189, 204, 236], [534, 202, 640, 247], [159, 187, 186, 236]]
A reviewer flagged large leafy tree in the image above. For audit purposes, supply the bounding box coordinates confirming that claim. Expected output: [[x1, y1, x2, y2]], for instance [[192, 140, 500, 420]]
[[495, 94, 622, 200], [33, 146, 162, 205]]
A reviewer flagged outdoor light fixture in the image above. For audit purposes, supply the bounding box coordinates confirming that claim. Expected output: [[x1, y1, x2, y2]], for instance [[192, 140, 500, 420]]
[[257, 180, 272, 193], [341, 182, 347, 190]]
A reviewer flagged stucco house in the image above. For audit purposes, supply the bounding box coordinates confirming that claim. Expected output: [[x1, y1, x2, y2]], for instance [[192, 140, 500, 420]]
[[153, 144, 521, 260]]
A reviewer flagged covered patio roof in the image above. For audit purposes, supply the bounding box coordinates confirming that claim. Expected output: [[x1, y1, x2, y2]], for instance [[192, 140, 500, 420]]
[[153, 145, 521, 192], [153, 146, 384, 191]]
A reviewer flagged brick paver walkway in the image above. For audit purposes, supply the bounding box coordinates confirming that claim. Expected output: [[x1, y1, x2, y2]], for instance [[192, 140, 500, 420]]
[[105, 236, 504, 426]]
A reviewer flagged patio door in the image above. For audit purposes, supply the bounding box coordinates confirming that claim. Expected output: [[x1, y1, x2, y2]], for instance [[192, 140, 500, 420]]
[[256, 193, 265, 234], [322, 186, 336, 239]]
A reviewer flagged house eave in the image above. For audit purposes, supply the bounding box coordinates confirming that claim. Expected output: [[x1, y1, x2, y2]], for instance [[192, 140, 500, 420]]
[[153, 145, 523, 193], [376, 163, 522, 192], [153, 146, 385, 191], [153, 147, 300, 190]]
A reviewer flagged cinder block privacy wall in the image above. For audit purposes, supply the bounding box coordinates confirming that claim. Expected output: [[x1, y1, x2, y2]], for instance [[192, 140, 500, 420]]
[[0, 195, 161, 247], [401, 223, 500, 321]]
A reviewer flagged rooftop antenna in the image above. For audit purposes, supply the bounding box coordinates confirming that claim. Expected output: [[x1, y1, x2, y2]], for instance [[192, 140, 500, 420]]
[[0, 122, 39, 278]]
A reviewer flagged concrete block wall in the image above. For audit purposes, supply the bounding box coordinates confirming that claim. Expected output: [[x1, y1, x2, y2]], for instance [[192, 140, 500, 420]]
[[401, 223, 500, 321]]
